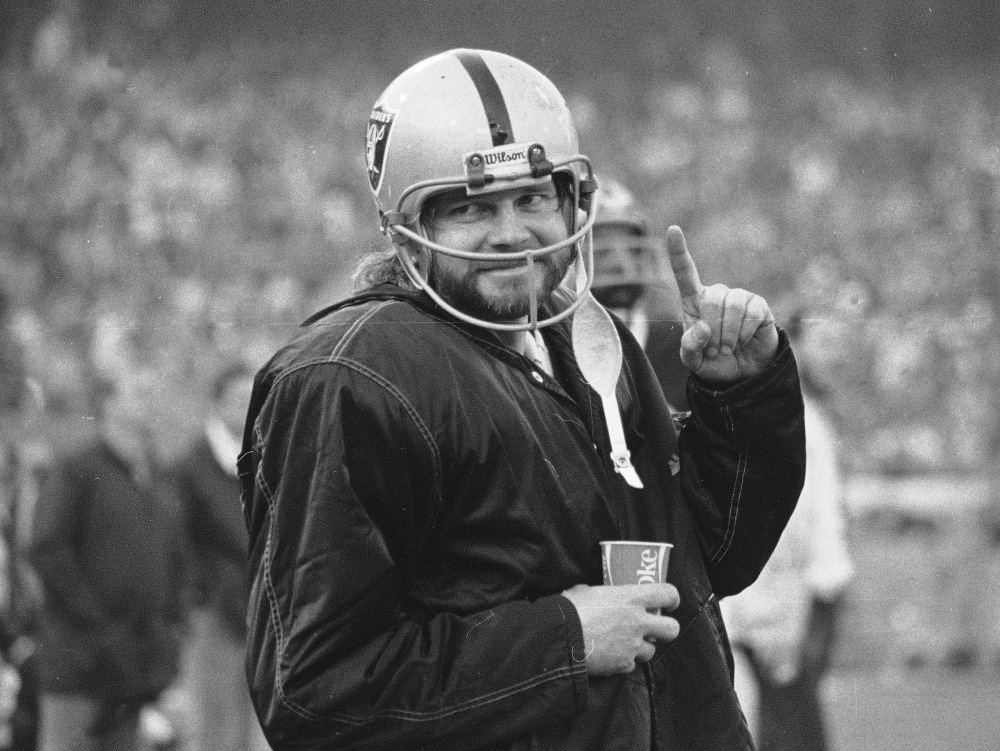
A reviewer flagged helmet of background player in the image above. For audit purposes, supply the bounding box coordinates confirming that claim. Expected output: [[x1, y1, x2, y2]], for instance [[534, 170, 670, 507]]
[[589, 177, 666, 311], [365, 48, 599, 331]]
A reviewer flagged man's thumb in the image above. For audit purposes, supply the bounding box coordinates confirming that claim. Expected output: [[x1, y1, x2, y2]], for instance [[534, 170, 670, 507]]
[[679, 320, 710, 372]]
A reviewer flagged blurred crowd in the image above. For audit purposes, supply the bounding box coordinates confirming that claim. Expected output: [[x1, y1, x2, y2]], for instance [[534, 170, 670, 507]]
[[0, 335, 270, 749], [0, 7, 999, 750], [2, 21, 999, 474]]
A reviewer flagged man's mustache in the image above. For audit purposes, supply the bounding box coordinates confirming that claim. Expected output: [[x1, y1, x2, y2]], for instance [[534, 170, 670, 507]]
[[474, 249, 555, 272]]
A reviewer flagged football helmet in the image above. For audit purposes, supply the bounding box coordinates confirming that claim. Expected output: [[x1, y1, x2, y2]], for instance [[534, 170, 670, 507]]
[[590, 177, 667, 310], [365, 48, 598, 331]]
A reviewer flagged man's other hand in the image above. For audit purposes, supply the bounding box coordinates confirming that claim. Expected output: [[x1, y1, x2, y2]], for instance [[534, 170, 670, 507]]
[[562, 583, 680, 676]]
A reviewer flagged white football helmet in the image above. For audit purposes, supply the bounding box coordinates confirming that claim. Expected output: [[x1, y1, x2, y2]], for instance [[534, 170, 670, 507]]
[[365, 48, 598, 331]]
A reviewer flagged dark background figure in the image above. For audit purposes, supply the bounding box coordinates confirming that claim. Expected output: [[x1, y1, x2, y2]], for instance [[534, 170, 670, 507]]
[[589, 177, 688, 413], [0, 438, 42, 751], [0, 292, 43, 751], [28, 369, 189, 751], [720, 308, 854, 751], [171, 361, 268, 751]]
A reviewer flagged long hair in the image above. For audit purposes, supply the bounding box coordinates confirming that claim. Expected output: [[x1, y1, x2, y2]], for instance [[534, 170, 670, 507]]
[[350, 246, 414, 290]]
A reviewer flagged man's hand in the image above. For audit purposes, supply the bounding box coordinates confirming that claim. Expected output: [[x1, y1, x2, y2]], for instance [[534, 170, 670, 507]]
[[667, 226, 779, 384], [561, 583, 680, 676]]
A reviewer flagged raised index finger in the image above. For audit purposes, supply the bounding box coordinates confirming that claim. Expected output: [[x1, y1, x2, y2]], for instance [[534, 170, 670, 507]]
[[666, 225, 703, 299]]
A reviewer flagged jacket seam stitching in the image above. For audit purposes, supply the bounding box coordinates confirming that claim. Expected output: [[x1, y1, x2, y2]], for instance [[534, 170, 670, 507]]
[[253, 422, 322, 721], [328, 301, 393, 360], [328, 666, 585, 725], [721, 399, 735, 432], [711, 403, 747, 564], [335, 357, 442, 484], [252, 360, 442, 721], [267, 358, 442, 491], [710, 442, 746, 564]]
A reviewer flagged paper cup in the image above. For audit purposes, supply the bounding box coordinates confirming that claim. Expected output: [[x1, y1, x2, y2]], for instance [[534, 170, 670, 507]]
[[600, 540, 673, 587]]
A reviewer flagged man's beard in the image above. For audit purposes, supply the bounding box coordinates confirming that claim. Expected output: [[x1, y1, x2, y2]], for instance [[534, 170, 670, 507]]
[[430, 248, 574, 323]]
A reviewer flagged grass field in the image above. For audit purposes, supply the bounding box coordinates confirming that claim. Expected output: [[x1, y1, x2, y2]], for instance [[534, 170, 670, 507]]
[[825, 668, 1000, 751]]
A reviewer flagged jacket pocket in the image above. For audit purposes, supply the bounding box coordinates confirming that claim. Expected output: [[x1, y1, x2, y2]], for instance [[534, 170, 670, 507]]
[[650, 593, 752, 750]]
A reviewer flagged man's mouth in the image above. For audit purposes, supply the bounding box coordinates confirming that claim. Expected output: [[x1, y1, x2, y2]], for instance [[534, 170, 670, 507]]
[[478, 252, 552, 273], [478, 261, 526, 273]]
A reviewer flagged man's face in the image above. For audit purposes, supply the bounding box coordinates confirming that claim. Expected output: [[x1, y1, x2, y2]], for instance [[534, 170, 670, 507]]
[[590, 224, 649, 311], [101, 372, 156, 453], [421, 179, 574, 323]]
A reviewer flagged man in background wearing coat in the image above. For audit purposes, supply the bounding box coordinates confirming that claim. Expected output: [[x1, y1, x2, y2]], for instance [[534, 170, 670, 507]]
[[173, 362, 268, 751], [30, 370, 187, 751]]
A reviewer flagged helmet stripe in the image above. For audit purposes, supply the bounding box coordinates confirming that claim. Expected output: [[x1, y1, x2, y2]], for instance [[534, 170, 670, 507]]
[[453, 50, 514, 147]]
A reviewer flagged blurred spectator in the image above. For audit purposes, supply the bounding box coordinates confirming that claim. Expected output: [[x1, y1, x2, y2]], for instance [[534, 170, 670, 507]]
[[0, 310, 43, 751], [28, 371, 188, 751], [720, 310, 854, 751], [589, 177, 688, 411], [973, 468, 1000, 674], [0, 436, 43, 751], [170, 362, 269, 751]]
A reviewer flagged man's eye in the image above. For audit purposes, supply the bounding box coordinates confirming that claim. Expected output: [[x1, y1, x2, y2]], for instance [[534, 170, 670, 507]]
[[446, 202, 489, 221], [520, 193, 559, 212]]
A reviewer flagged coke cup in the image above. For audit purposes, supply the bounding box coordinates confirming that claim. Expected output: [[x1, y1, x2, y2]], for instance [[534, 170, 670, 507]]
[[600, 541, 673, 613]]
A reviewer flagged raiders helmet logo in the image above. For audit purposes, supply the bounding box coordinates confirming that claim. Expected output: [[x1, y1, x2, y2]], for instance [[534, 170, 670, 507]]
[[366, 105, 395, 193]]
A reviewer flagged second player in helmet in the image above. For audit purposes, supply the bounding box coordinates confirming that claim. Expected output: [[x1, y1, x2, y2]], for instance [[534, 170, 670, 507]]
[[590, 178, 689, 411]]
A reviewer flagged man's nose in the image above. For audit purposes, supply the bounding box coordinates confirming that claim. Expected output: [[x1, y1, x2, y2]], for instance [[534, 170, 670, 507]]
[[485, 202, 533, 248], [594, 249, 625, 274], [595, 247, 635, 275]]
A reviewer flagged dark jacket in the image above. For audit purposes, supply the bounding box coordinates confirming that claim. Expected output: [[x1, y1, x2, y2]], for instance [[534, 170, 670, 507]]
[[240, 285, 805, 751], [29, 439, 187, 702], [643, 316, 689, 412], [172, 433, 248, 637]]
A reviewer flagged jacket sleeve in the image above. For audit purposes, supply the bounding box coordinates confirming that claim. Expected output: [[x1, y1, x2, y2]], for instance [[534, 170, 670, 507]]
[[243, 364, 588, 751], [680, 330, 807, 597]]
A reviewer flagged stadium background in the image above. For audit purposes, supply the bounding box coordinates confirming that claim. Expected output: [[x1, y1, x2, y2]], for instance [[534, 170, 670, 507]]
[[2, 1, 1000, 745]]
